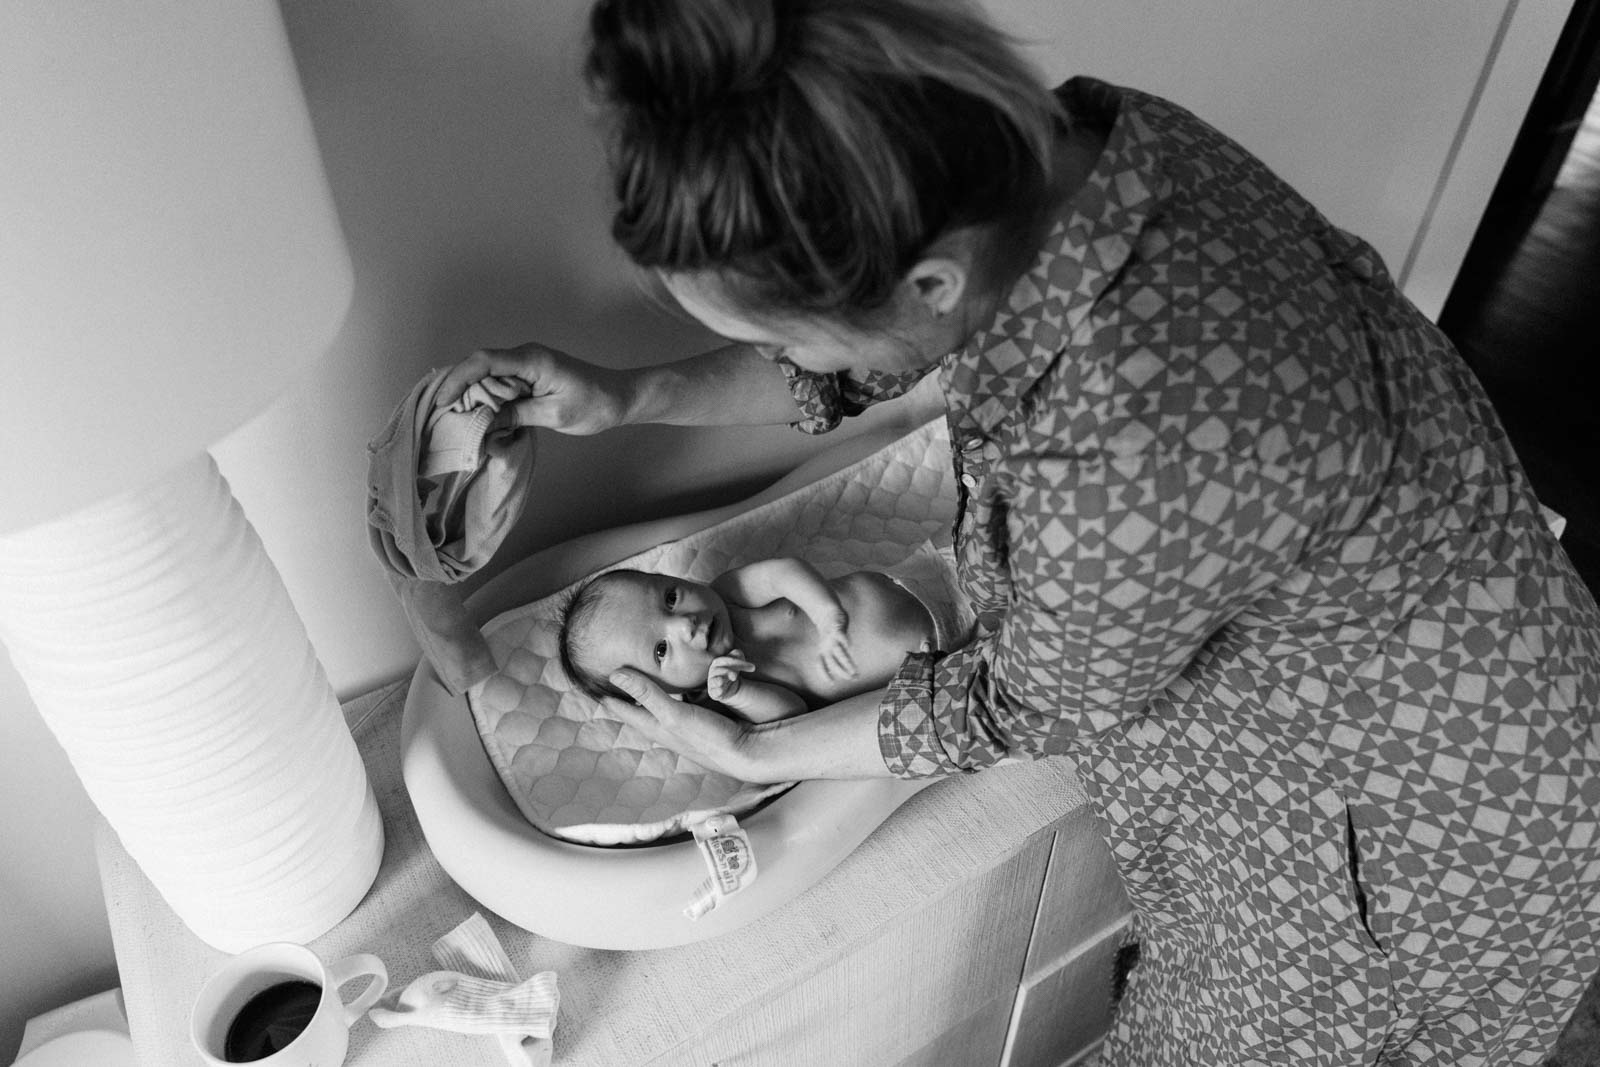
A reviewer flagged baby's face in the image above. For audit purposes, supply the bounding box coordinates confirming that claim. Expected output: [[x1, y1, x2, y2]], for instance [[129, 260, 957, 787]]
[[587, 572, 735, 693]]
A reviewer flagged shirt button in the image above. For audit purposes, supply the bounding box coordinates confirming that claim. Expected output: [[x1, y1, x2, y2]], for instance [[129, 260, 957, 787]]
[[962, 472, 978, 489]]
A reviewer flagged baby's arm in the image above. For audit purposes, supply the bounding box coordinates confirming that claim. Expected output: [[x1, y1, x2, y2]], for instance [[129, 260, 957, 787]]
[[713, 558, 856, 679], [706, 653, 806, 724]]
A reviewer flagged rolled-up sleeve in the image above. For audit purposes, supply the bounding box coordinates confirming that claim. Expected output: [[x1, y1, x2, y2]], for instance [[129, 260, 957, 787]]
[[777, 359, 930, 435], [880, 446, 1334, 777]]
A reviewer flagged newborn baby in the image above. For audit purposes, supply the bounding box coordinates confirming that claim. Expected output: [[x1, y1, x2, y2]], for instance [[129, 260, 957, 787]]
[[557, 557, 936, 722]]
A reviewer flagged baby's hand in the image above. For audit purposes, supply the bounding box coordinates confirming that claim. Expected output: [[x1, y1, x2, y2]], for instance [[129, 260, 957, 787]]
[[818, 613, 856, 680], [448, 374, 527, 413], [706, 651, 755, 703]]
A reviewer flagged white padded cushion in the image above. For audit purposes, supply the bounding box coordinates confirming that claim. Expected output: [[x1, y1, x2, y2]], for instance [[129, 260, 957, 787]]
[[469, 419, 958, 846]]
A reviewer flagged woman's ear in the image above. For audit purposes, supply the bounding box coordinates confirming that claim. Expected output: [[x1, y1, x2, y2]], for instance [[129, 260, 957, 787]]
[[905, 257, 968, 318], [903, 228, 979, 318]]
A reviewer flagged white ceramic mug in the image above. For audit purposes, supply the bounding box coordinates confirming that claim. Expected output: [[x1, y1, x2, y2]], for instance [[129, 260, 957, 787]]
[[190, 942, 387, 1067]]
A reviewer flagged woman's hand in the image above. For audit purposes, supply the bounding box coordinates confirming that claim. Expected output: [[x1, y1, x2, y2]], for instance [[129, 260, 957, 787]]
[[600, 668, 767, 781], [601, 667, 893, 782], [435, 342, 632, 436]]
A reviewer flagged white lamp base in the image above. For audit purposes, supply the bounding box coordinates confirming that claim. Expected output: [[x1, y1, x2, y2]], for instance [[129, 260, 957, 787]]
[[0, 456, 382, 951]]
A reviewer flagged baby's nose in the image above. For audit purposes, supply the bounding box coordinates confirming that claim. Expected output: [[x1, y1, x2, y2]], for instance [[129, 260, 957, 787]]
[[677, 612, 708, 650]]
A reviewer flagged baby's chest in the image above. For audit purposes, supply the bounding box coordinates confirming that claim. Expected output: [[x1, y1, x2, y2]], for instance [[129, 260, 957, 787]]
[[735, 601, 823, 694]]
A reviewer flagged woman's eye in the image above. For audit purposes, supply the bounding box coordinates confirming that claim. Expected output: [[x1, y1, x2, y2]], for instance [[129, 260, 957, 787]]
[[664, 586, 678, 609], [654, 640, 668, 663]]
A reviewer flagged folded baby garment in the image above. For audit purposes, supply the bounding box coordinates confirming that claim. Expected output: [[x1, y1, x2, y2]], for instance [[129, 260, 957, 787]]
[[366, 368, 536, 695]]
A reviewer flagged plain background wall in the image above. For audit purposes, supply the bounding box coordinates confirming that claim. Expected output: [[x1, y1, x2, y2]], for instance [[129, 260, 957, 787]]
[[0, 1, 1570, 1059]]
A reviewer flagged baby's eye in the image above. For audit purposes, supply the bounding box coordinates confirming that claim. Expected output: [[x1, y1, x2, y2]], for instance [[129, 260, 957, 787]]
[[664, 586, 679, 609], [654, 640, 668, 663]]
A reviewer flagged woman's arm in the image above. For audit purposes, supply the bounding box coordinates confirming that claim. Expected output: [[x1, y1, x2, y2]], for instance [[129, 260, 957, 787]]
[[435, 341, 804, 434], [603, 670, 890, 782], [628, 344, 807, 427], [879, 448, 1337, 777], [714, 678, 809, 724]]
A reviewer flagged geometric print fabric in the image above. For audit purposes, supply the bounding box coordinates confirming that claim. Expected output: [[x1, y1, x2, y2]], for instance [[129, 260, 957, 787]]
[[787, 78, 1600, 1065]]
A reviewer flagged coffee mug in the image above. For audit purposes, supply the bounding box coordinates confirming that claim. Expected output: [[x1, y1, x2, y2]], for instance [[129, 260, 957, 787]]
[[190, 942, 387, 1066]]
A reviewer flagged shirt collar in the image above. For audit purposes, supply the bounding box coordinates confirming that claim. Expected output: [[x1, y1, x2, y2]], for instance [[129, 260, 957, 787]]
[[941, 78, 1168, 442]]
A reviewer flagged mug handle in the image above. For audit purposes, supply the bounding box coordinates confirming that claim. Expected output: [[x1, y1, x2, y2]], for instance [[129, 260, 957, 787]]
[[326, 953, 389, 1026]]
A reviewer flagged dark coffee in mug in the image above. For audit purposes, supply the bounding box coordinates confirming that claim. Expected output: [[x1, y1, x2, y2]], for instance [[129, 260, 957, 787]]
[[222, 979, 322, 1062]]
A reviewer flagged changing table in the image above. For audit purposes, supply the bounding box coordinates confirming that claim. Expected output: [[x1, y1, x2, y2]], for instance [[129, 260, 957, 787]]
[[97, 672, 1131, 1067]]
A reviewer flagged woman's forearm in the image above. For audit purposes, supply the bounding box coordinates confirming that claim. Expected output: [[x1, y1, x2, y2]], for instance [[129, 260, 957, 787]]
[[739, 691, 894, 781], [603, 658, 893, 785], [623, 343, 806, 427]]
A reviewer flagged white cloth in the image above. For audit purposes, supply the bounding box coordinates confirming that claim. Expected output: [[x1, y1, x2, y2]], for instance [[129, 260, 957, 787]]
[[879, 539, 975, 650], [368, 913, 558, 1066], [366, 369, 538, 695]]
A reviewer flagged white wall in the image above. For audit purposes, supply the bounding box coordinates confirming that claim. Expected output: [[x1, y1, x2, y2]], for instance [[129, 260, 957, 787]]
[[0, 0, 1568, 1059]]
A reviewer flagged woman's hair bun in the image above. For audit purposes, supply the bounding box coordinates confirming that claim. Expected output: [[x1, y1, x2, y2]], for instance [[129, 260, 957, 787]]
[[586, 0, 790, 118], [587, 0, 1062, 318]]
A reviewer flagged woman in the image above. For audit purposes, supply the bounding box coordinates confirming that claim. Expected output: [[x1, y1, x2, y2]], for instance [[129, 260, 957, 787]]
[[439, 0, 1600, 1062]]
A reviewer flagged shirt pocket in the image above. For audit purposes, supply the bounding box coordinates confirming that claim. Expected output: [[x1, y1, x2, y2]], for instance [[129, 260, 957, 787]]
[[1345, 803, 1389, 959]]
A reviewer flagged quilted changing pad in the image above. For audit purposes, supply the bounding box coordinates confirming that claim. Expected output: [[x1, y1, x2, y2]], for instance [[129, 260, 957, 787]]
[[469, 417, 960, 846]]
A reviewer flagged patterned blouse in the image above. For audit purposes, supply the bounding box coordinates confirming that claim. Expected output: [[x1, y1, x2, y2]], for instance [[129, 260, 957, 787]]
[[779, 79, 1600, 1065]]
